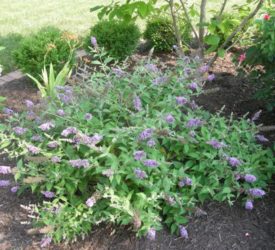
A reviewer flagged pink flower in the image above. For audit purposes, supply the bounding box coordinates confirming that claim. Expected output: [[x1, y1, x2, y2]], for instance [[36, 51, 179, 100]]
[[263, 14, 271, 21], [238, 53, 246, 63]]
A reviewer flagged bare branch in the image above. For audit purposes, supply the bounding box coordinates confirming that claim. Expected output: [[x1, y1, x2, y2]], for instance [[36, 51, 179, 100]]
[[179, 0, 200, 44], [199, 0, 207, 58], [168, 0, 184, 55], [217, 0, 228, 20], [208, 0, 264, 67]]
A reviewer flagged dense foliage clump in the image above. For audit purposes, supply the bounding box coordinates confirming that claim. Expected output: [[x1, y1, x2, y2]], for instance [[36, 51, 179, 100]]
[[89, 20, 141, 60], [13, 26, 78, 77], [0, 49, 274, 245], [144, 17, 191, 52]]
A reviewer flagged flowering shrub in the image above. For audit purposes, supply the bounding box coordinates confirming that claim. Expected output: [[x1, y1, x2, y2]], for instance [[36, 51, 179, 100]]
[[240, 7, 275, 110], [0, 52, 274, 245], [88, 20, 141, 60], [13, 26, 79, 77]]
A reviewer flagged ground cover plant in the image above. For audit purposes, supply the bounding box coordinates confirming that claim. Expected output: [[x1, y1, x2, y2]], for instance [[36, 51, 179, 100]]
[[0, 40, 274, 247]]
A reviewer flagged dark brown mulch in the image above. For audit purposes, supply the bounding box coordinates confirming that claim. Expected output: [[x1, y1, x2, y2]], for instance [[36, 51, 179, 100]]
[[1, 54, 275, 250]]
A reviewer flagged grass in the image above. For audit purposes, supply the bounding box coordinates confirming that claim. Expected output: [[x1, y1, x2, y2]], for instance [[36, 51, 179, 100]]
[[0, 0, 246, 74]]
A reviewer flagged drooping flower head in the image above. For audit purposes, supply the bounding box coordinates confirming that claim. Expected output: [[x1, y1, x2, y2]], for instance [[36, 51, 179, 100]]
[[179, 225, 188, 239], [207, 74, 215, 81], [207, 139, 226, 149], [147, 228, 156, 240], [134, 168, 147, 179], [176, 96, 188, 106], [134, 151, 146, 161], [186, 118, 203, 128], [255, 134, 269, 143], [0, 180, 10, 187], [91, 36, 97, 47], [245, 200, 253, 210], [244, 174, 257, 183], [139, 128, 154, 141], [143, 159, 159, 168], [13, 127, 27, 135], [69, 159, 89, 168], [27, 145, 40, 155], [165, 114, 175, 124], [86, 197, 96, 207], [41, 191, 55, 198], [248, 188, 265, 198], [39, 121, 55, 131], [61, 127, 78, 137], [0, 166, 11, 174], [133, 95, 142, 112], [227, 157, 241, 167]]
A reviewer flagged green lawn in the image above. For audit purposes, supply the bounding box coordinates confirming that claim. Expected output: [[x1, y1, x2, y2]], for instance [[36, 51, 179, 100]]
[[0, 0, 245, 74]]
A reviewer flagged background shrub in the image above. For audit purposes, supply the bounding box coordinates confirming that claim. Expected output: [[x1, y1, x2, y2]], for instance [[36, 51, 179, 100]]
[[144, 17, 191, 52], [13, 26, 78, 77], [89, 20, 141, 60]]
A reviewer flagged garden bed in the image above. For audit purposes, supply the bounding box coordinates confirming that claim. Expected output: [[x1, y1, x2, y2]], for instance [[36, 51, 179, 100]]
[[0, 55, 275, 250]]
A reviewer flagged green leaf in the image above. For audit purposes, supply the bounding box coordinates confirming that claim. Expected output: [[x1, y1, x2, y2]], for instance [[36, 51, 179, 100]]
[[204, 35, 220, 46]]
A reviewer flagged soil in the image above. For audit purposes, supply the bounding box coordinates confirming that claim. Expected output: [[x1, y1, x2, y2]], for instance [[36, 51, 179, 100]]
[[1, 53, 275, 250]]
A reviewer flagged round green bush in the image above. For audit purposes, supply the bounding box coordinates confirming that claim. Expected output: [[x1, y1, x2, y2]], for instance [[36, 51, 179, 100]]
[[144, 17, 191, 52], [89, 20, 141, 60], [13, 26, 77, 77]]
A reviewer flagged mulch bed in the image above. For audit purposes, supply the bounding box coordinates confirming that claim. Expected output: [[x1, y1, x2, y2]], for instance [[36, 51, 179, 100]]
[[1, 53, 275, 250]]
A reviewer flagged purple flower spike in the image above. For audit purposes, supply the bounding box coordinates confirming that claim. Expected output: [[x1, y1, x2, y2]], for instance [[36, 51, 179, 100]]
[[176, 96, 188, 106], [145, 63, 159, 73], [143, 159, 159, 168], [27, 145, 40, 155], [165, 114, 175, 124], [90, 134, 103, 145], [0, 166, 11, 174], [41, 191, 55, 198], [39, 121, 55, 131], [134, 151, 146, 161], [245, 200, 253, 210], [47, 141, 59, 149], [179, 225, 188, 239], [40, 236, 52, 248], [147, 228, 156, 240], [11, 186, 19, 193], [251, 110, 262, 122], [112, 67, 126, 78], [188, 82, 198, 91], [51, 156, 61, 163], [207, 139, 226, 149], [91, 36, 97, 47], [199, 65, 209, 73], [13, 127, 27, 135], [178, 179, 185, 187], [133, 95, 142, 112], [139, 128, 154, 141], [152, 76, 169, 86], [25, 100, 34, 109], [0, 180, 10, 187], [207, 74, 215, 81], [69, 159, 89, 168], [31, 135, 43, 142], [61, 127, 78, 137], [186, 118, 203, 128], [84, 113, 93, 120], [57, 109, 65, 116], [86, 197, 96, 207], [227, 157, 241, 167], [249, 188, 265, 198], [255, 134, 269, 142], [185, 177, 192, 186], [244, 174, 257, 183], [3, 107, 14, 115], [147, 139, 156, 147], [102, 168, 114, 177], [134, 168, 147, 179]]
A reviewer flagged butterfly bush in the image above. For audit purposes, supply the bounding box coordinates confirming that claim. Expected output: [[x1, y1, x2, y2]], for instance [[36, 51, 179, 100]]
[[0, 54, 274, 244]]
